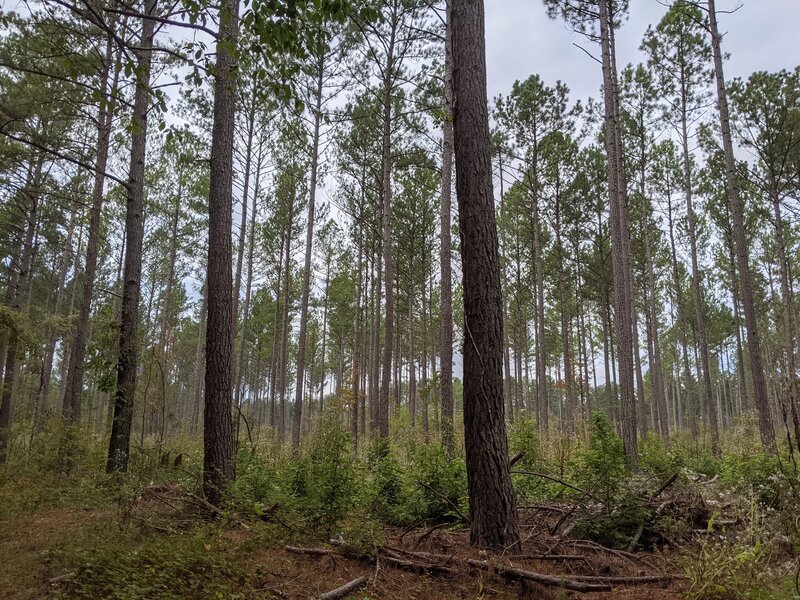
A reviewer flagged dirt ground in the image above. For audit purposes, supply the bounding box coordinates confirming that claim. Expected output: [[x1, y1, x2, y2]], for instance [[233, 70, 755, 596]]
[[0, 499, 687, 599]]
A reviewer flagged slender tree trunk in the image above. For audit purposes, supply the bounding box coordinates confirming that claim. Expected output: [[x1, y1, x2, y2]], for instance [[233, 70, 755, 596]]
[[602, 0, 637, 459], [318, 255, 330, 414], [555, 193, 575, 434], [370, 233, 382, 433], [235, 142, 262, 446], [770, 190, 800, 449], [36, 203, 77, 424], [708, 0, 775, 452], [278, 218, 293, 441], [192, 280, 208, 434], [378, 25, 396, 439], [440, 0, 455, 453], [352, 220, 364, 446], [62, 24, 118, 423], [452, 0, 520, 550], [292, 58, 325, 448], [156, 184, 181, 441], [233, 97, 256, 323], [643, 210, 668, 438], [534, 187, 547, 433], [268, 235, 285, 429], [106, 0, 156, 472], [0, 157, 42, 461], [408, 280, 416, 425], [681, 103, 719, 453], [421, 275, 430, 438]]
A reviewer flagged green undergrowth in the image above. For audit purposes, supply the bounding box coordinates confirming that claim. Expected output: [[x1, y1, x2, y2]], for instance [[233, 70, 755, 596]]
[[2, 410, 799, 599]]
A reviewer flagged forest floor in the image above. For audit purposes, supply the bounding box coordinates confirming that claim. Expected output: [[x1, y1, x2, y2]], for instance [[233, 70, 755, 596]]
[[0, 500, 686, 599], [2, 424, 799, 599], [0, 476, 695, 599]]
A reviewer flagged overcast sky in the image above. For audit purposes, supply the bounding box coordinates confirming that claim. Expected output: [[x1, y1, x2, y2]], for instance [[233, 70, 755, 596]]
[[484, 0, 799, 107]]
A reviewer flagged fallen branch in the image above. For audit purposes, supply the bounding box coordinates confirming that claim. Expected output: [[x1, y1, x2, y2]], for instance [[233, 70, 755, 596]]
[[651, 473, 679, 501], [415, 521, 450, 548], [465, 559, 611, 593], [567, 573, 685, 584], [49, 572, 76, 584], [515, 554, 589, 561], [382, 546, 457, 564], [315, 576, 367, 600], [417, 481, 470, 524], [380, 553, 456, 575], [285, 545, 334, 556], [329, 539, 455, 575], [512, 471, 599, 502], [509, 451, 525, 467], [520, 503, 572, 514]]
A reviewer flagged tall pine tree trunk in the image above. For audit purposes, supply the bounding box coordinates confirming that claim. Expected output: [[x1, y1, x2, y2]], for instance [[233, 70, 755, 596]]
[[439, 0, 455, 453], [707, 0, 775, 452], [203, 0, 239, 503], [107, 0, 156, 472], [0, 156, 42, 462], [62, 23, 118, 424], [292, 56, 324, 448], [452, 0, 520, 551]]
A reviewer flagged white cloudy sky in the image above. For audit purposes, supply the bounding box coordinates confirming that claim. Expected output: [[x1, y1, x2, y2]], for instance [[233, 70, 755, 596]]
[[484, 0, 799, 106]]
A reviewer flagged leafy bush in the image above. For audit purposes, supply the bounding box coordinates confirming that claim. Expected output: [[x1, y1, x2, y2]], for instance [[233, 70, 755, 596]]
[[681, 501, 775, 600], [287, 419, 357, 535], [573, 412, 628, 507], [368, 441, 466, 526], [411, 444, 467, 522], [719, 449, 789, 508], [368, 443, 409, 524]]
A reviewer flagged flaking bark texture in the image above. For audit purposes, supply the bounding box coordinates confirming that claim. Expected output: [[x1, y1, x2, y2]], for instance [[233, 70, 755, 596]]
[[203, 0, 239, 504], [451, 0, 521, 551]]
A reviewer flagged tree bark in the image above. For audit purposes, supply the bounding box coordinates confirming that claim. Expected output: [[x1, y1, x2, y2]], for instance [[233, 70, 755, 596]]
[[106, 0, 156, 473], [451, 0, 520, 551], [378, 16, 397, 439], [203, 0, 239, 503], [292, 55, 324, 449], [62, 23, 118, 424], [0, 155, 42, 462], [707, 0, 775, 452], [439, 0, 455, 454]]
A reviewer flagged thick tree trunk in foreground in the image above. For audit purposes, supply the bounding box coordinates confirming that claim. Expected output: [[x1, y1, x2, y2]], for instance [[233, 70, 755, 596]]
[[707, 0, 775, 453], [451, 0, 520, 551], [107, 0, 156, 473], [203, 0, 239, 504]]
